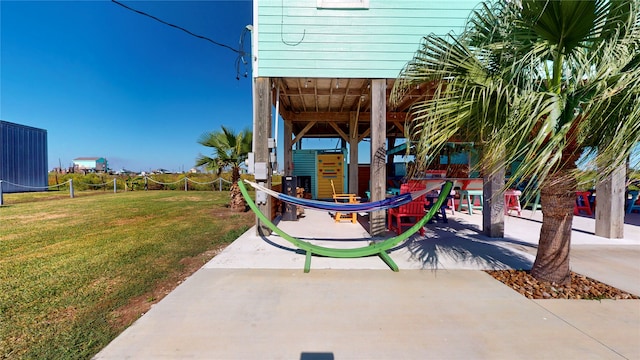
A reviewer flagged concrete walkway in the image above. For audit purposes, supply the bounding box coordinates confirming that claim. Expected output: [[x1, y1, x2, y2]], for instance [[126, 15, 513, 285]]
[[94, 209, 640, 359]]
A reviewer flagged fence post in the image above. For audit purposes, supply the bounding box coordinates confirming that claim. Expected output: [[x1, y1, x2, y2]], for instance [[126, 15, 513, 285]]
[[0, 180, 4, 206], [184, 177, 188, 191], [219, 177, 222, 191], [113, 178, 117, 193], [69, 179, 74, 198], [145, 176, 148, 191]]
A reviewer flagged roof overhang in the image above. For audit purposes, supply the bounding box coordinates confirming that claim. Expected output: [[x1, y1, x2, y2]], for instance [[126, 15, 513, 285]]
[[273, 77, 435, 142]]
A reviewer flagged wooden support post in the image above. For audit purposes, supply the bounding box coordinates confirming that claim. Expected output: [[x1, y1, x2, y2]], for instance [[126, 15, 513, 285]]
[[483, 161, 505, 238], [254, 77, 273, 236], [370, 79, 387, 236], [284, 119, 293, 176], [387, 137, 396, 178], [349, 112, 359, 194], [595, 164, 625, 238]]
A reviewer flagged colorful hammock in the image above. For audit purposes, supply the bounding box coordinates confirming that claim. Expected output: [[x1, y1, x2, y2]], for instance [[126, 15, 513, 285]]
[[244, 179, 443, 213], [239, 180, 454, 272]]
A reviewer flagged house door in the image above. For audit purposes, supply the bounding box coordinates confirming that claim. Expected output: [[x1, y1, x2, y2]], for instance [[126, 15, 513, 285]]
[[317, 154, 344, 199]]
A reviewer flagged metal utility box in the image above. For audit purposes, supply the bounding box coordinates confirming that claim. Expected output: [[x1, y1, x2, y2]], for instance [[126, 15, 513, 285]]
[[292, 149, 347, 199], [282, 176, 298, 221], [0, 121, 48, 193]]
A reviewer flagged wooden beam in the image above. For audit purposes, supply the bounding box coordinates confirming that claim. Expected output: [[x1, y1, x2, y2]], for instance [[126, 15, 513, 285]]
[[392, 121, 404, 134], [280, 111, 405, 122], [275, 79, 293, 109], [483, 159, 505, 238], [278, 87, 366, 97], [314, 79, 319, 112], [349, 112, 359, 194], [370, 79, 387, 236], [284, 119, 293, 175], [595, 164, 625, 238], [296, 78, 307, 112], [329, 122, 348, 142], [254, 77, 272, 236], [292, 121, 316, 145], [358, 128, 371, 142]]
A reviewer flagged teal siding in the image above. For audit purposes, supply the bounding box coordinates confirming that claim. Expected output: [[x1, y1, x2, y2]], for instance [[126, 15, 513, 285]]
[[292, 150, 318, 198], [256, 0, 481, 78], [291, 149, 348, 198]]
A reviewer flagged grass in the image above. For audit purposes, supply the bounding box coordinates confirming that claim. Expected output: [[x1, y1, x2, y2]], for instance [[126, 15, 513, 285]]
[[0, 190, 254, 359]]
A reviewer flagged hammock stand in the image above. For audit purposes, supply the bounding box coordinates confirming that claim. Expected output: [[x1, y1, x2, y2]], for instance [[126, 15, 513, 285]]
[[239, 180, 454, 272], [244, 179, 442, 213]]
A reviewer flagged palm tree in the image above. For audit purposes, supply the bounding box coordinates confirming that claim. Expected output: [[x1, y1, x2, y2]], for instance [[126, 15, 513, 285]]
[[392, 0, 640, 284], [196, 126, 253, 212]]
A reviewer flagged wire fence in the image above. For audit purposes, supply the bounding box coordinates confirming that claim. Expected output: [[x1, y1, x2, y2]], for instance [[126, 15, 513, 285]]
[[0, 176, 234, 206]]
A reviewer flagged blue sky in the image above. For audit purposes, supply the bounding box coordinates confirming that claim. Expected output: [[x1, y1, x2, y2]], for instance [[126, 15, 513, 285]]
[[2, 1, 638, 174], [2, 0, 253, 173]]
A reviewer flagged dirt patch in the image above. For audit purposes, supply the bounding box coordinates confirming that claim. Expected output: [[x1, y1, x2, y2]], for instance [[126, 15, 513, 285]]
[[108, 246, 227, 329], [487, 270, 639, 300], [108, 206, 254, 330]]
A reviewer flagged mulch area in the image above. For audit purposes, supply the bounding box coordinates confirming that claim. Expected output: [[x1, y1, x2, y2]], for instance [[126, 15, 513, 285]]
[[486, 270, 639, 300]]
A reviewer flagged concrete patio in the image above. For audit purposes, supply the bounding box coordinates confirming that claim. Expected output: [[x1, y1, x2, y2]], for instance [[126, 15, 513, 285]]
[[94, 208, 640, 359]]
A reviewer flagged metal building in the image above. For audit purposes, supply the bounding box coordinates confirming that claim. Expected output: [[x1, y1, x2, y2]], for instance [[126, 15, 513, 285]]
[[0, 120, 48, 193]]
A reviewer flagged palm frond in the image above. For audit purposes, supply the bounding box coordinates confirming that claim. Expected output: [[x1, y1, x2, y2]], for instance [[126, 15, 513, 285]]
[[196, 125, 253, 175], [394, 0, 640, 193]]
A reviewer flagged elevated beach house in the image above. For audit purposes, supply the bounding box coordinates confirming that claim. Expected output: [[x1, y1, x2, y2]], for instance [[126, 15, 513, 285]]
[[250, 0, 480, 234], [250, 0, 629, 239], [73, 157, 108, 173]]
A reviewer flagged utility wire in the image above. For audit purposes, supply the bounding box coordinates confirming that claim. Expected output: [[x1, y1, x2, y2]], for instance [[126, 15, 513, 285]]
[[111, 0, 242, 55]]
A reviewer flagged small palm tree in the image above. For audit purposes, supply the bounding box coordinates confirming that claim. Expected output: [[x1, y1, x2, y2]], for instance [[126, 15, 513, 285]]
[[392, 0, 640, 284], [196, 126, 252, 212]]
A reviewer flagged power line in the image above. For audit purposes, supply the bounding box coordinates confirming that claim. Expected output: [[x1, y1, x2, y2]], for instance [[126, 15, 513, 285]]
[[111, 0, 251, 79], [111, 0, 240, 55]]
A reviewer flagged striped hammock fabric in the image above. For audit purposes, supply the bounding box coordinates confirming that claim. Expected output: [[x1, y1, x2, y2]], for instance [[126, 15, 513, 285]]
[[244, 180, 444, 213]]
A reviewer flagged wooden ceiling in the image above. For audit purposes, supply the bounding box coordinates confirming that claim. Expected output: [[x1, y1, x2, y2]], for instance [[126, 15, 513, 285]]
[[273, 77, 433, 141]]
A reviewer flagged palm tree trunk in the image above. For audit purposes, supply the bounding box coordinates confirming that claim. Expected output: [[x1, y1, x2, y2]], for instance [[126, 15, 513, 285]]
[[229, 182, 247, 212], [229, 166, 247, 212], [531, 167, 576, 285]]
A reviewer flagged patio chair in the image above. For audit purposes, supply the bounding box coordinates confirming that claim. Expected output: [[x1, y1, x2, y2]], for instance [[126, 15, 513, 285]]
[[574, 191, 593, 216], [457, 178, 483, 215], [387, 182, 427, 236], [504, 189, 522, 216], [331, 180, 360, 224], [627, 190, 640, 214]]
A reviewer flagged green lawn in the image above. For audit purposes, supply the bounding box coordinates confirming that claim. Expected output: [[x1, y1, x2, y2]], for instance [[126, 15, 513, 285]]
[[0, 190, 254, 359]]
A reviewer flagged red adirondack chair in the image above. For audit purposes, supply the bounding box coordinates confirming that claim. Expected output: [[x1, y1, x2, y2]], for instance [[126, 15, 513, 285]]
[[387, 182, 427, 236]]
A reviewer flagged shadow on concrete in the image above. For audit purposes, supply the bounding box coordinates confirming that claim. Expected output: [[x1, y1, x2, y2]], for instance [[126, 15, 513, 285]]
[[300, 352, 334, 360], [400, 231, 534, 270], [625, 212, 640, 226], [375, 215, 536, 270], [554, 210, 640, 227], [265, 211, 535, 270]]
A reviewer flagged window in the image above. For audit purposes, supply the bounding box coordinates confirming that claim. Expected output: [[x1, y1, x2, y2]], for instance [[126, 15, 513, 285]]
[[317, 0, 369, 9]]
